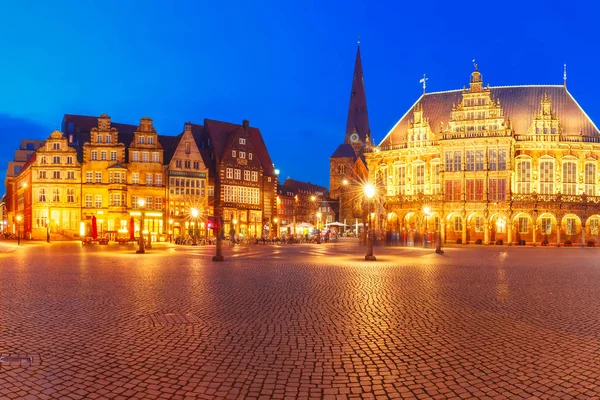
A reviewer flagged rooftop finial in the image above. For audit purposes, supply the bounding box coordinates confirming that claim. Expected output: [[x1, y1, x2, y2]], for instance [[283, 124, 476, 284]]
[[564, 63, 567, 88], [472, 59, 478, 71], [357, 33, 360, 45], [419, 74, 428, 94]]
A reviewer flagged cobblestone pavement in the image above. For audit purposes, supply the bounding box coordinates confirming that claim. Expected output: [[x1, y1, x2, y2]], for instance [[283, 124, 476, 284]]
[[1, 240, 600, 399]]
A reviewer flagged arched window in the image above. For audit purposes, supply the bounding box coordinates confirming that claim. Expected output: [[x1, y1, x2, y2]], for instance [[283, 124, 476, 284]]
[[585, 163, 596, 196], [516, 160, 531, 194], [539, 160, 554, 194], [562, 161, 577, 195]]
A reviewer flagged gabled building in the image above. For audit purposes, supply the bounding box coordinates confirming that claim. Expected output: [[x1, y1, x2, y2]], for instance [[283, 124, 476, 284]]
[[199, 119, 278, 239], [126, 117, 167, 240], [164, 122, 209, 239], [30, 131, 81, 239], [282, 179, 334, 228], [366, 65, 600, 246]]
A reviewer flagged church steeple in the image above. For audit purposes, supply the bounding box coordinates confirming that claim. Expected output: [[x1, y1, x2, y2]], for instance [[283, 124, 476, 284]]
[[344, 43, 371, 147]]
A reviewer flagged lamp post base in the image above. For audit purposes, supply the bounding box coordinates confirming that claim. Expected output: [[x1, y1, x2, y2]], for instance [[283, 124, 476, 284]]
[[212, 255, 224, 262], [136, 249, 145, 254], [365, 255, 377, 261]]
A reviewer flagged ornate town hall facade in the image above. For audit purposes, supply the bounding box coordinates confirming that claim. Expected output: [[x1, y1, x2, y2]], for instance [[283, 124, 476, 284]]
[[365, 65, 600, 245]]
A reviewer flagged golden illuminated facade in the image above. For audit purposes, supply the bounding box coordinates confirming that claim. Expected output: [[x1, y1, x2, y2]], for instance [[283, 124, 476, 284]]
[[30, 131, 82, 239], [81, 114, 130, 237], [166, 122, 209, 238], [127, 117, 167, 239], [366, 66, 600, 246]]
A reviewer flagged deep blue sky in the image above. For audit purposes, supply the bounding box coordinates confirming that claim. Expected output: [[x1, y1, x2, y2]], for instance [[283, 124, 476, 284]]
[[1, 0, 598, 194]]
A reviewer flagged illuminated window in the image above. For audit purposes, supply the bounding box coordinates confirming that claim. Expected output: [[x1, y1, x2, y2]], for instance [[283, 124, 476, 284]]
[[67, 188, 75, 203], [38, 170, 47, 179], [239, 138, 246, 145], [38, 188, 47, 202], [106, 135, 112, 143], [95, 172, 102, 183], [475, 150, 484, 171], [138, 136, 145, 144], [132, 152, 139, 162], [395, 165, 406, 195], [244, 170, 250, 181], [132, 173, 139, 185], [539, 160, 554, 194], [52, 142, 60, 150], [562, 161, 577, 195], [40, 156, 47, 164], [498, 150, 507, 170], [53, 171, 60, 179], [155, 174, 162, 186], [431, 164, 440, 194], [152, 152, 159, 162], [249, 153, 253, 160], [414, 164, 425, 194], [239, 152, 246, 159], [454, 216, 462, 231], [466, 151, 474, 171], [591, 219, 599, 235], [97, 134, 102, 143], [95, 194, 102, 208], [53, 188, 60, 202], [131, 196, 138, 209], [453, 151, 462, 171], [145, 173, 152, 186], [85, 172, 92, 183], [251, 171, 258, 181], [232, 150, 236, 158], [541, 217, 552, 234], [110, 151, 117, 161], [148, 136, 154, 145], [85, 194, 92, 208], [585, 163, 596, 196], [518, 217, 528, 234], [226, 168, 233, 179], [91, 151, 98, 161], [142, 152, 149, 162], [566, 217, 576, 235], [516, 160, 531, 194], [234, 169, 241, 180]]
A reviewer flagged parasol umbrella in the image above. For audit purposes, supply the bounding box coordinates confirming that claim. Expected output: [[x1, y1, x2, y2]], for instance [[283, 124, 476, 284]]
[[91, 216, 98, 239], [129, 217, 135, 240]]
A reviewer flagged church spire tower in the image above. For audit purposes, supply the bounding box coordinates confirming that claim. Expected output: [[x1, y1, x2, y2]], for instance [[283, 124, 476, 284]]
[[344, 41, 371, 148]]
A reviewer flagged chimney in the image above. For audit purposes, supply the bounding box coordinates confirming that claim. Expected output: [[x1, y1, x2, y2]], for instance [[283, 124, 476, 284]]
[[242, 119, 249, 129]]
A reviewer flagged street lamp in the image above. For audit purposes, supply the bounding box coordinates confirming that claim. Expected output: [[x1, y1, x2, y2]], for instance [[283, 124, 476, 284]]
[[273, 217, 279, 239], [136, 198, 146, 254], [190, 208, 199, 245], [169, 219, 174, 243], [364, 183, 376, 261], [423, 206, 431, 248], [316, 211, 322, 244], [339, 179, 348, 233], [16, 215, 22, 246]]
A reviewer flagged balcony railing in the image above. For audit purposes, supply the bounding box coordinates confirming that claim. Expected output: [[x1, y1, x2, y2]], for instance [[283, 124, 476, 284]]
[[383, 193, 600, 205], [514, 134, 600, 143]]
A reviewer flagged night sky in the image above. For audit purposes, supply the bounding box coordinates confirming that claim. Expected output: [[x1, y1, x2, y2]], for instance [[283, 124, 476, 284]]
[[1, 0, 598, 194]]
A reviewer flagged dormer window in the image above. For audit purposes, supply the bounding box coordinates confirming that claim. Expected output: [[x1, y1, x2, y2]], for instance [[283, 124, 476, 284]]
[[239, 138, 246, 145]]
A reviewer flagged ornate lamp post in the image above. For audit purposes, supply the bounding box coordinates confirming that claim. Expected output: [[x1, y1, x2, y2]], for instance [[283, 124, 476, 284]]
[[16, 215, 22, 246], [273, 217, 279, 239], [190, 208, 199, 245], [168, 219, 174, 243], [136, 198, 146, 254], [364, 183, 376, 261], [423, 206, 431, 248]]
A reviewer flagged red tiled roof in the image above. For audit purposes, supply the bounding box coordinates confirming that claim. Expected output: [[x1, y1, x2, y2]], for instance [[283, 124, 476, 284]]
[[380, 85, 599, 146]]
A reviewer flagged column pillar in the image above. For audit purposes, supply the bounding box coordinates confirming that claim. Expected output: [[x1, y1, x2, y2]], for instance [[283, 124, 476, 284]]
[[441, 222, 446, 244], [484, 222, 489, 245], [507, 220, 513, 245], [556, 218, 561, 246], [532, 221, 536, 245], [581, 218, 586, 247], [462, 218, 467, 244]]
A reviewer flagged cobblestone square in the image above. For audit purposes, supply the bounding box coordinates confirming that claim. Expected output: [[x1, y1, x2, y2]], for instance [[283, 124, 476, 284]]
[[1, 240, 599, 399]]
